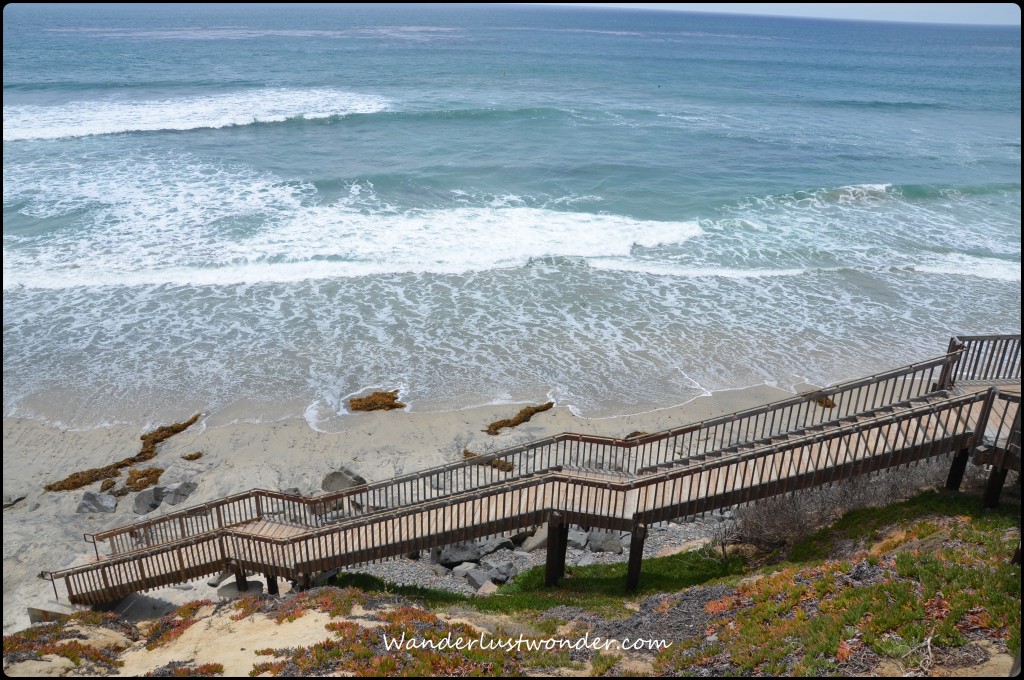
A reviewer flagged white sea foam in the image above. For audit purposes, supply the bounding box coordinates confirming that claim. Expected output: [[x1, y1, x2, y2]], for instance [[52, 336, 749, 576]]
[[2, 88, 391, 141], [3, 154, 702, 288]]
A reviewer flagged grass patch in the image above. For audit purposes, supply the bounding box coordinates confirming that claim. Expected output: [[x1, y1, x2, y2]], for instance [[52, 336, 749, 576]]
[[332, 549, 743, 620], [44, 414, 200, 492], [485, 402, 554, 435], [349, 390, 406, 412], [463, 449, 515, 472]]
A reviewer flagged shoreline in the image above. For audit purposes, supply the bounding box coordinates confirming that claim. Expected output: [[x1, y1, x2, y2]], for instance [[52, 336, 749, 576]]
[[2, 382, 796, 634]]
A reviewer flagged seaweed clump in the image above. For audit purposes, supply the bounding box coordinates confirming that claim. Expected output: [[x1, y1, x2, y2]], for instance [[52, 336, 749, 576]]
[[44, 414, 201, 492], [182, 451, 204, 461], [816, 395, 837, 409], [625, 431, 648, 440], [484, 402, 554, 435], [463, 449, 514, 473], [126, 468, 164, 492], [99, 479, 117, 493], [349, 390, 406, 412]]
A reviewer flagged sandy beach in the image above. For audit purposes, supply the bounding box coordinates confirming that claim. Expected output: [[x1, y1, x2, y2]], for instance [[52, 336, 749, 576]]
[[2, 383, 797, 634]]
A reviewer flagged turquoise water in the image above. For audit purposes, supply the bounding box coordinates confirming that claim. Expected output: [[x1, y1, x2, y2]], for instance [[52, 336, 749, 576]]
[[3, 4, 1020, 428]]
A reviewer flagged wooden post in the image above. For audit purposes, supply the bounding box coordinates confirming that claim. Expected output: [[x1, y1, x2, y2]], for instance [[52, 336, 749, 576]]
[[945, 447, 971, 491], [626, 522, 647, 592], [233, 561, 249, 592], [545, 513, 567, 587], [982, 465, 1008, 509], [265, 573, 279, 596]]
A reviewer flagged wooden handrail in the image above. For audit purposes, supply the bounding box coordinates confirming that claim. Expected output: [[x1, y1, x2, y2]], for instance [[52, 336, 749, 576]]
[[44, 388, 992, 597], [87, 353, 961, 556]]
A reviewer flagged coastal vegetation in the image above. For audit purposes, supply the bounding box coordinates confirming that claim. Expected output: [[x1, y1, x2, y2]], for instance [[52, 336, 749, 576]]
[[5, 488, 1017, 676]]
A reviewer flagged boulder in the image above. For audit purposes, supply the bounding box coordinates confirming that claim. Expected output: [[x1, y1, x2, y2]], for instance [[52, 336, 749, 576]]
[[577, 553, 598, 567], [477, 536, 514, 556], [452, 562, 478, 579], [477, 581, 499, 595], [321, 467, 368, 493], [521, 524, 548, 552], [486, 561, 517, 584], [133, 487, 165, 515], [567, 527, 589, 550], [430, 564, 450, 577], [162, 481, 198, 506], [465, 569, 492, 590], [438, 542, 481, 567], [587, 529, 623, 554], [77, 491, 117, 514]]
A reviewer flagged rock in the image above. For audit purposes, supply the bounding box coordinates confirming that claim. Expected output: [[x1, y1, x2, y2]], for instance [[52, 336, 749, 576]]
[[321, 467, 368, 492], [509, 528, 536, 546], [486, 561, 517, 584], [430, 564, 450, 577], [588, 529, 623, 554], [4, 654, 76, 677], [521, 524, 549, 552], [465, 569, 492, 590], [77, 491, 117, 514], [172, 583, 194, 591], [207, 570, 233, 587], [162, 481, 198, 506], [567, 527, 589, 550], [405, 550, 421, 560], [452, 562, 478, 579], [577, 553, 598, 567], [477, 581, 499, 595], [217, 579, 264, 601], [477, 536, 514, 556], [438, 542, 481, 567], [3, 493, 27, 509], [279, 487, 303, 497], [133, 487, 165, 515]]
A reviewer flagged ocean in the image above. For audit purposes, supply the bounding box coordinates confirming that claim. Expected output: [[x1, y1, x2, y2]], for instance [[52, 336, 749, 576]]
[[3, 4, 1020, 430]]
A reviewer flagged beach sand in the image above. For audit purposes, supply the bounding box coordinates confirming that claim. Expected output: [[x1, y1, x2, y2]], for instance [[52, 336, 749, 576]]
[[2, 383, 793, 634]]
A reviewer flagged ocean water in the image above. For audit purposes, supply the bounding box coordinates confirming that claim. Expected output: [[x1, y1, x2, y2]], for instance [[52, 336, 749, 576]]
[[3, 4, 1020, 429]]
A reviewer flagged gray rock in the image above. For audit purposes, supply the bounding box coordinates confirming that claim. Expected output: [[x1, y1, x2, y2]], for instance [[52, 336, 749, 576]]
[[430, 564, 450, 577], [133, 487, 165, 515], [577, 553, 598, 567], [321, 467, 368, 492], [588, 529, 623, 554], [279, 487, 303, 497], [76, 491, 117, 514], [172, 583, 194, 591], [3, 493, 27, 509], [477, 581, 499, 596], [465, 569, 492, 590], [162, 481, 198, 506], [487, 562, 517, 584], [452, 562, 478, 578], [477, 536, 514, 556], [438, 542, 481, 567], [567, 527, 589, 550], [521, 524, 549, 552], [207, 570, 233, 587]]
